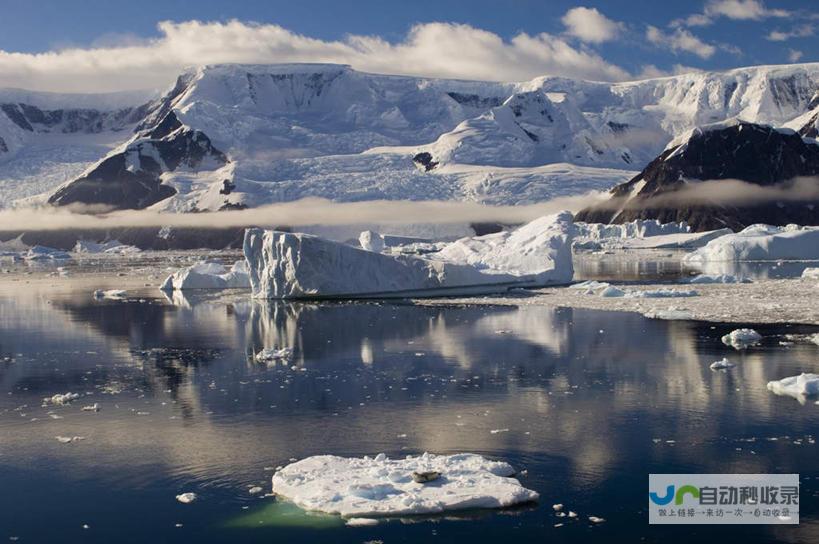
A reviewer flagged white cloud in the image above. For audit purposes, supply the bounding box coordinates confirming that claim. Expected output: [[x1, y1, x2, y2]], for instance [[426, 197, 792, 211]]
[[0, 20, 632, 93], [673, 0, 790, 27], [704, 0, 789, 20], [788, 49, 804, 62], [766, 25, 815, 42], [561, 7, 623, 43], [646, 26, 717, 59]]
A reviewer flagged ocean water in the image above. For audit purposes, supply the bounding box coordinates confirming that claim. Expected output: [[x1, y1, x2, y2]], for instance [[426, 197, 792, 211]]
[[1, 277, 818, 543]]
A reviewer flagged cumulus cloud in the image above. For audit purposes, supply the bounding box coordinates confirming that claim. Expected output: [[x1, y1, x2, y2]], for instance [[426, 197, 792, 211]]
[[646, 26, 717, 59], [561, 7, 623, 43], [0, 19, 632, 93], [766, 24, 815, 42], [673, 0, 790, 27]]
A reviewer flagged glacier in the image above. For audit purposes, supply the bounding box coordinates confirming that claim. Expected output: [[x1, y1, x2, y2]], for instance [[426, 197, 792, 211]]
[[5, 62, 819, 211], [244, 212, 575, 299]]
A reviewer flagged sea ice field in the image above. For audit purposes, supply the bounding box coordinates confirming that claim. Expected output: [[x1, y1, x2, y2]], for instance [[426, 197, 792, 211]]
[[0, 250, 818, 543]]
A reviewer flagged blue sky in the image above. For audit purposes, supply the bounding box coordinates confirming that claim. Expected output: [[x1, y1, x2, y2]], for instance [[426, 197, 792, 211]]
[[0, 0, 817, 92]]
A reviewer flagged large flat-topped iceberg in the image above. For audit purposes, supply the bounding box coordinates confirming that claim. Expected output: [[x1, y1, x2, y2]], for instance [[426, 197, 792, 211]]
[[684, 224, 819, 263], [270, 453, 538, 518], [244, 212, 574, 299]]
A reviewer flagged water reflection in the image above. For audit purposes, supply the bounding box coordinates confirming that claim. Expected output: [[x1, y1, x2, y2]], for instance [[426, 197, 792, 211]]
[[0, 284, 818, 543]]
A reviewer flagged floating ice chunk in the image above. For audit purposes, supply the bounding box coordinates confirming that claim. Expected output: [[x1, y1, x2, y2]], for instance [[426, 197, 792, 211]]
[[568, 280, 610, 291], [767, 373, 819, 402], [625, 289, 698, 298], [45, 392, 80, 405], [176, 493, 197, 504], [710, 358, 736, 370], [588, 516, 605, 524], [81, 403, 100, 412], [599, 286, 625, 298], [55, 436, 85, 443], [248, 486, 264, 495], [245, 213, 575, 299], [270, 453, 538, 517], [93, 289, 127, 299], [23, 246, 71, 261], [359, 231, 385, 253], [811, 333, 819, 346], [684, 225, 819, 263], [802, 268, 819, 279], [721, 329, 762, 349], [160, 260, 250, 291], [346, 517, 379, 527], [552, 504, 564, 511], [74, 240, 141, 255], [643, 308, 694, 320], [685, 274, 751, 284], [255, 348, 293, 363]]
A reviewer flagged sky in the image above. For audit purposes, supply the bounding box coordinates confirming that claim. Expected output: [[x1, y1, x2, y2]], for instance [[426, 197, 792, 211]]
[[0, 0, 818, 93]]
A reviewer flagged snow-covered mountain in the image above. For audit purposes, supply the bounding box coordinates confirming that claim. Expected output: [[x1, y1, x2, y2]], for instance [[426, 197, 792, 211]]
[[4, 62, 819, 211], [575, 119, 819, 231]]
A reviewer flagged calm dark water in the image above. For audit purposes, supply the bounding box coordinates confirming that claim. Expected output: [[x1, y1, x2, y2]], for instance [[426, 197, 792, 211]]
[[1, 280, 819, 543]]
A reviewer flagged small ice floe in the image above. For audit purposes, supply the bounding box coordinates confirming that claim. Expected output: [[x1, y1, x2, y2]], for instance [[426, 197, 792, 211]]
[[721, 329, 762, 349], [644, 308, 694, 320], [248, 486, 264, 495], [23, 246, 72, 261], [176, 492, 197, 504], [767, 373, 819, 403], [270, 452, 538, 517], [599, 286, 697, 298], [490, 428, 509, 434], [811, 333, 819, 346], [552, 503, 564, 511], [81, 403, 100, 412], [710, 358, 736, 370], [685, 274, 751, 284], [588, 516, 605, 524], [801, 267, 819, 279], [255, 348, 293, 363], [44, 392, 80, 405], [93, 289, 127, 299], [346, 517, 380, 527], [55, 436, 85, 444]]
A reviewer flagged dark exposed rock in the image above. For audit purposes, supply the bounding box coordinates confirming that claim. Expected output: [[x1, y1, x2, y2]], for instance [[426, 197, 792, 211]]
[[446, 92, 503, 109], [411, 471, 440, 483], [412, 151, 438, 172], [0, 136, 7, 153], [219, 179, 236, 195], [1, 102, 147, 134], [48, 113, 227, 210], [218, 201, 247, 211], [575, 120, 819, 231]]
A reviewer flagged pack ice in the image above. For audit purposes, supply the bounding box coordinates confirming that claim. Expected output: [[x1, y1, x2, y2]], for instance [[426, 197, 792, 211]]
[[270, 452, 538, 518], [159, 260, 251, 290], [244, 212, 575, 299], [684, 225, 819, 263]]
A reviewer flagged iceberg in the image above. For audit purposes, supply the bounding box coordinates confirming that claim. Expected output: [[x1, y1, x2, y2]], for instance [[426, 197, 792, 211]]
[[684, 224, 819, 263], [767, 373, 819, 402], [684, 274, 751, 284], [270, 452, 538, 518], [159, 260, 251, 291], [244, 212, 575, 299]]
